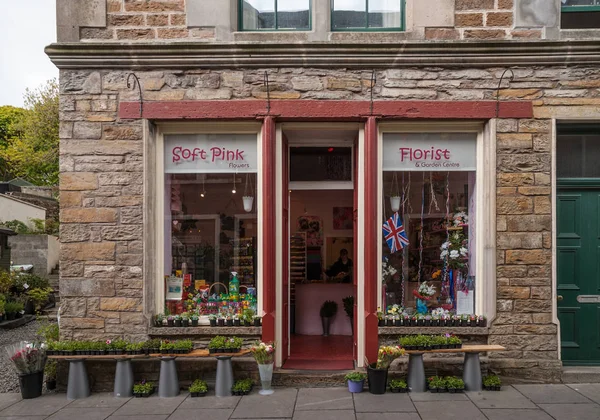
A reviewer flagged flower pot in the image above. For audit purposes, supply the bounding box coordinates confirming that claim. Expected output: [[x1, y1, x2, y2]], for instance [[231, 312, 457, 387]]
[[347, 379, 364, 393], [321, 316, 331, 336], [367, 365, 388, 395], [175, 320, 182, 327], [243, 196, 254, 213], [385, 319, 393, 327], [7, 312, 15, 321], [244, 320, 251, 327], [478, 319, 487, 327], [378, 319, 385, 327], [390, 196, 401, 212], [209, 319, 217, 327], [218, 319, 225, 327], [182, 319, 189, 327], [258, 363, 274, 395], [46, 379, 56, 391], [226, 319, 234, 327], [167, 320, 174, 327], [19, 371, 44, 399], [233, 319, 241, 327], [191, 319, 199, 327]]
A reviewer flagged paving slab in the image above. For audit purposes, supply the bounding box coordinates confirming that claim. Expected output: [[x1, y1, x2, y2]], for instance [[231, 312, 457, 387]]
[[356, 414, 421, 420], [538, 403, 600, 420], [409, 391, 468, 401], [513, 384, 594, 404], [482, 408, 555, 420], [66, 393, 129, 408], [169, 408, 233, 420], [567, 384, 600, 404], [295, 388, 353, 411], [0, 394, 71, 416], [0, 416, 47, 420], [107, 416, 169, 420], [414, 401, 487, 420], [178, 392, 241, 409], [353, 392, 415, 413], [111, 394, 186, 416], [231, 388, 298, 418], [293, 410, 355, 420], [46, 407, 116, 420], [0, 394, 21, 412], [467, 387, 537, 409]]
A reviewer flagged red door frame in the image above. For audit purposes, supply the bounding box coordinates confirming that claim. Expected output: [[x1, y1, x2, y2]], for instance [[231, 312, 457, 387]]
[[281, 133, 290, 365]]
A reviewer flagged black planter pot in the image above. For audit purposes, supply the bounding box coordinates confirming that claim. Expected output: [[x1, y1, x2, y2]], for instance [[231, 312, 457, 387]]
[[218, 319, 225, 327], [378, 319, 385, 327], [233, 319, 241, 327], [19, 371, 44, 399], [226, 319, 234, 327], [321, 316, 332, 336], [182, 320, 189, 327], [210, 319, 217, 327], [46, 379, 57, 391], [244, 320, 251, 327], [191, 319, 199, 327], [254, 319, 261, 327], [167, 319, 174, 327], [385, 319, 393, 327], [423, 320, 431, 327], [367, 365, 388, 395], [0, 314, 4, 322], [175, 320, 182, 327], [478, 319, 487, 327], [6, 312, 15, 321]]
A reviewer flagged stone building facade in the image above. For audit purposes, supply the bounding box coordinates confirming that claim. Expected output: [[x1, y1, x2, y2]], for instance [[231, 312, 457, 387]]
[[49, 0, 600, 384]]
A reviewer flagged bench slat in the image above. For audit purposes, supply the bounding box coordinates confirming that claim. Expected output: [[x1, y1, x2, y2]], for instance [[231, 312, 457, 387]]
[[48, 348, 251, 360], [404, 344, 505, 354]]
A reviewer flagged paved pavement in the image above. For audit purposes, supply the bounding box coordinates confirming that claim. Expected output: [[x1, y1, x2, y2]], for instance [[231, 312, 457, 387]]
[[1, 384, 600, 419]]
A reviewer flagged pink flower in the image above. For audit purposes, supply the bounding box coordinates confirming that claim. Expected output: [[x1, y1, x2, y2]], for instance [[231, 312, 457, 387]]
[[106, 340, 112, 345]]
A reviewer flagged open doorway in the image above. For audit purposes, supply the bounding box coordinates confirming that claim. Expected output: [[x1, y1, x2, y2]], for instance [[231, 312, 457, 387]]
[[281, 128, 357, 370]]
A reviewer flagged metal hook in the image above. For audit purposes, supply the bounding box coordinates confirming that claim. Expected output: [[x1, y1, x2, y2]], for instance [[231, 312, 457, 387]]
[[127, 73, 143, 118], [496, 69, 515, 118], [370, 70, 377, 115], [263, 71, 271, 114]]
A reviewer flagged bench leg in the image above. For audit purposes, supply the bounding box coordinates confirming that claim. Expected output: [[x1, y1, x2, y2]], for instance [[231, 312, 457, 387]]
[[114, 359, 134, 398], [407, 353, 427, 393], [215, 356, 234, 397], [66, 359, 90, 400], [158, 357, 179, 397], [463, 352, 482, 392]]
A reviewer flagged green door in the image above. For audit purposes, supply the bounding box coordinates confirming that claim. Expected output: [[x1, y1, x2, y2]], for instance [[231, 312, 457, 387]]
[[558, 182, 600, 365]]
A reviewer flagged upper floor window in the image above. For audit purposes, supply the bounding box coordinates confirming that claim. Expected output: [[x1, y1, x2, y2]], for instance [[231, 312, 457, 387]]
[[240, 0, 311, 31], [332, 0, 404, 31], [561, 0, 600, 29]]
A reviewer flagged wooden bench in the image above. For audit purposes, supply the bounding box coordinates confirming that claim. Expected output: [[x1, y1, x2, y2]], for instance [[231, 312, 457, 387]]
[[403, 344, 506, 392], [49, 349, 251, 399]]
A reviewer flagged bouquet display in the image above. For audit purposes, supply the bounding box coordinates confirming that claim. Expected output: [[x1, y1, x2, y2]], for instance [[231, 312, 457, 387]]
[[376, 345, 405, 369], [6, 341, 47, 374], [452, 211, 468, 227], [250, 341, 275, 364], [440, 231, 469, 270], [413, 281, 436, 301]]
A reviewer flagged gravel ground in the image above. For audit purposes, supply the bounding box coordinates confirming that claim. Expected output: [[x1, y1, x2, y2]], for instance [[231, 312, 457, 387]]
[[0, 319, 43, 393]]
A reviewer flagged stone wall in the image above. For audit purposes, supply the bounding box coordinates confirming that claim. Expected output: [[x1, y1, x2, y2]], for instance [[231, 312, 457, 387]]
[[9, 235, 59, 277], [58, 64, 600, 379]]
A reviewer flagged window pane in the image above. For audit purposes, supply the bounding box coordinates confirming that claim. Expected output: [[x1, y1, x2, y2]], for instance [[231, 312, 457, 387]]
[[278, 0, 310, 29], [562, 0, 599, 6], [242, 0, 275, 30], [368, 0, 401, 28], [557, 129, 600, 178], [290, 147, 353, 181], [332, 0, 367, 29]]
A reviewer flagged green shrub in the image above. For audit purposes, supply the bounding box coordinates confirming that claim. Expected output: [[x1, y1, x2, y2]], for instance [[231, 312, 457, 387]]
[[223, 336, 243, 349], [344, 371, 367, 382], [389, 379, 407, 389], [0, 271, 14, 295], [13, 273, 50, 292], [133, 381, 154, 394], [126, 342, 144, 351], [160, 340, 175, 351], [5, 301, 24, 314], [446, 376, 464, 389], [232, 378, 253, 392], [173, 339, 193, 351], [37, 321, 59, 342], [189, 379, 208, 393], [208, 336, 226, 349], [428, 376, 446, 389], [483, 375, 501, 387]]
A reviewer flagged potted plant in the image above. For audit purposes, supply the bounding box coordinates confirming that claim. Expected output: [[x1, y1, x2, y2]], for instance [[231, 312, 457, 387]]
[[232, 378, 253, 395], [223, 336, 243, 353], [45, 360, 57, 391], [126, 342, 144, 355], [377, 309, 384, 327], [389, 379, 408, 393], [253, 315, 262, 327], [446, 376, 465, 393], [427, 376, 446, 393], [217, 315, 226, 327], [483, 375, 501, 391], [112, 339, 128, 355], [385, 315, 394, 327], [342, 296, 354, 333], [160, 340, 175, 354], [167, 315, 175, 327], [250, 341, 276, 395], [191, 313, 199, 327], [477, 315, 487, 327], [189, 379, 208, 397], [133, 380, 154, 398], [447, 335, 462, 349], [181, 312, 190, 327], [320, 300, 338, 337], [0, 294, 6, 322], [344, 371, 366, 393], [154, 314, 164, 327], [174, 315, 182, 328], [243, 309, 255, 326], [367, 346, 405, 395], [6, 341, 47, 399], [208, 336, 226, 354], [174, 339, 193, 354], [233, 315, 241, 327], [142, 338, 161, 355]]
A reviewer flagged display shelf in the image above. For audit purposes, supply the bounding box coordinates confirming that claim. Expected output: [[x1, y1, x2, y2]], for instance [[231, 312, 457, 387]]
[[290, 232, 307, 306]]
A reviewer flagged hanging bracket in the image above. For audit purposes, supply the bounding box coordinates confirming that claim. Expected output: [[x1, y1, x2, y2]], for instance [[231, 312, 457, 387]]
[[127, 73, 143, 118], [370, 70, 377, 115], [264, 71, 271, 114], [495, 69, 515, 118]]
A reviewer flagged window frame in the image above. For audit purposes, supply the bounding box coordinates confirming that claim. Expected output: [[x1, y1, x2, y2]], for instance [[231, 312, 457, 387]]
[[376, 122, 494, 318], [561, 2, 600, 13], [330, 0, 405, 32], [238, 0, 312, 32], [154, 122, 264, 317]]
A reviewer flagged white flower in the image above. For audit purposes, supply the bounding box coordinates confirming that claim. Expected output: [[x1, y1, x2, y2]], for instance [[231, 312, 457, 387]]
[[450, 250, 459, 259], [460, 247, 468, 256], [440, 250, 448, 258], [440, 242, 449, 250]]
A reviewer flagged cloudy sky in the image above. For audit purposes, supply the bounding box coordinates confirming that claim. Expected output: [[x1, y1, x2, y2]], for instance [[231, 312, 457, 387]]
[[0, 0, 58, 107]]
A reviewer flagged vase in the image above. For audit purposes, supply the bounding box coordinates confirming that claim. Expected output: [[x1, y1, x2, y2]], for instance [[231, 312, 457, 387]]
[[258, 363, 274, 395], [19, 371, 44, 399], [243, 196, 254, 212], [367, 365, 388, 395], [416, 299, 428, 315], [390, 196, 401, 212], [347, 379, 364, 393], [321, 317, 332, 336]]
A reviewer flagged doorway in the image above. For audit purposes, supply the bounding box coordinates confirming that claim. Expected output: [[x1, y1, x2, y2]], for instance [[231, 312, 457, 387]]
[[280, 128, 358, 370]]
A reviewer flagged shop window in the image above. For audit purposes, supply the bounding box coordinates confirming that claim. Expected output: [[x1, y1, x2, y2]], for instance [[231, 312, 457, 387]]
[[240, 0, 311, 30], [380, 133, 478, 320], [561, 0, 600, 29], [163, 134, 259, 320], [332, 0, 404, 31], [290, 146, 353, 182], [557, 124, 600, 178]]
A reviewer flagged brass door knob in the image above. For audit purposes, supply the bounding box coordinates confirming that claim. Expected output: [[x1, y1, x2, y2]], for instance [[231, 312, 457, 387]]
[[557, 295, 564, 301]]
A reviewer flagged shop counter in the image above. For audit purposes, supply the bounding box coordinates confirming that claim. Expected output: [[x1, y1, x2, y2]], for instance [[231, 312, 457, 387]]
[[295, 283, 353, 336]]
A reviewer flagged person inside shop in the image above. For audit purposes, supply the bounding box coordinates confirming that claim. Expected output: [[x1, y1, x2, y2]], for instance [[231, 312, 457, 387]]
[[324, 249, 353, 283]]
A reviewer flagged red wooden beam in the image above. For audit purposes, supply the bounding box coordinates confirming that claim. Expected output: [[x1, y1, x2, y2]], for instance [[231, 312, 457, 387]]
[[261, 116, 276, 344], [119, 100, 532, 120], [364, 116, 379, 366]]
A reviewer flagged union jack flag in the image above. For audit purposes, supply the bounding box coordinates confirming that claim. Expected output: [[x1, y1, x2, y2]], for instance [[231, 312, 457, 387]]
[[382, 212, 409, 253]]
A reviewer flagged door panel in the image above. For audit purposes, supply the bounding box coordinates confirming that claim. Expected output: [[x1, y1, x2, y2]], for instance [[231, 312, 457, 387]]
[[558, 188, 600, 364]]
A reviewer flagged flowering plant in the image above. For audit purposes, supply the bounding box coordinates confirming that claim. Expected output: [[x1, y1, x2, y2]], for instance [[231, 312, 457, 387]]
[[440, 231, 468, 270], [413, 281, 436, 300], [250, 341, 276, 364], [6, 341, 47, 374], [387, 304, 403, 317], [382, 257, 397, 282], [376, 345, 405, 369], [452, 211, 468, 227]]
